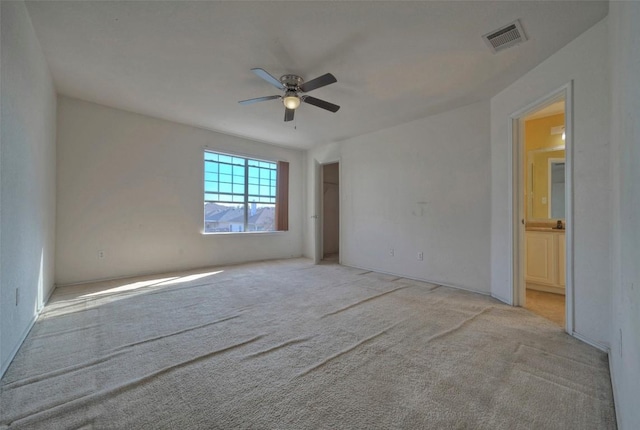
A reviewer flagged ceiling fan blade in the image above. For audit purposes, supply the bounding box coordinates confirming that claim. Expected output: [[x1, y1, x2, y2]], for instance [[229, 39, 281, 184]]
[[299, 73, 337, 92], [251, 68, 285, 90], [238, 95, 281, 105], [303, 96, 340, 113], [284, 108, 295, 122]]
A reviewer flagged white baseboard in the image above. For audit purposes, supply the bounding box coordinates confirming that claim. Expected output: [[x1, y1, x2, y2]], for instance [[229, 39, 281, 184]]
[[608, 352, 621, 430], [341, 263, 492, 296], [0, 285, 56, 379], [491, 293, 512, 305], [571, 330, 610, 353], [55, 255, 306, 288]]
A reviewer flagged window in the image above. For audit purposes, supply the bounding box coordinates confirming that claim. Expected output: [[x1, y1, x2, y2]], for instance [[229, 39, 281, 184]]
[[204, 150, 288, 233]]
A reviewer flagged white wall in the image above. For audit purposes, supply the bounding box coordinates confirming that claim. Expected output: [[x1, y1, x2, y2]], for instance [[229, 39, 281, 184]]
[[56, 97, 304, 285], [0, 1, 57, 377], [490, 18, 611, 347], [609, 1, 640, 428], [307, 101, 491, 293]]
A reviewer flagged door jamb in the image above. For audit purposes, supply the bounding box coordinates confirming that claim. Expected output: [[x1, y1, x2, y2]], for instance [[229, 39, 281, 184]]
[[509, 82, 574, 334], [314, 159, 341, 264]]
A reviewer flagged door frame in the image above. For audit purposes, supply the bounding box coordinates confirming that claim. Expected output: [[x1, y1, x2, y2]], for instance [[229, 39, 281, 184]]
[[509, 81, 574, 334], [314, 159, 341, 264]]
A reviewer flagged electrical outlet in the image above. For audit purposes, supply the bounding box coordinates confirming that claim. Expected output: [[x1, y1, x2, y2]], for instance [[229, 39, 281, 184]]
[[417, 252, 424, 261], [98, 250, 105, 259], [389, 248, 395, 257]]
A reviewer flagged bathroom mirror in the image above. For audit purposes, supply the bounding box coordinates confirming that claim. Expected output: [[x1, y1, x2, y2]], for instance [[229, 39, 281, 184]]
[[527, 147, 565, 221]]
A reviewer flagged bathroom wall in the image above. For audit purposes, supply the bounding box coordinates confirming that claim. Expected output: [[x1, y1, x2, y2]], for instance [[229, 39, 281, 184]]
[[525, 114, 565, 151]]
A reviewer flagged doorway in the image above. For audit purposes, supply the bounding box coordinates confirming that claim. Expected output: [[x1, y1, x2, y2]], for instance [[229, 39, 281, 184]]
[[512, 85, 573, 332], [321, 162, 340, 262]]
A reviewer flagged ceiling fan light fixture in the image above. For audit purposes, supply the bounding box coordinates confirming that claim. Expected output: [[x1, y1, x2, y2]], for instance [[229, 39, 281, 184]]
[[283, 92, 301, 110], [239, 68, 339, 121]]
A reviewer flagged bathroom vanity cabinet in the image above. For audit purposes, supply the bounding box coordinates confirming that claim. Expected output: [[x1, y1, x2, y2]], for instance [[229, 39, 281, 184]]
[[525, 230, 566, 294]]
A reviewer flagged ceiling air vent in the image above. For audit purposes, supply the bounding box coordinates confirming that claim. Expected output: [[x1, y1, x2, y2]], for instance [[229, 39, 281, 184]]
[[483, 19, 527, 53]]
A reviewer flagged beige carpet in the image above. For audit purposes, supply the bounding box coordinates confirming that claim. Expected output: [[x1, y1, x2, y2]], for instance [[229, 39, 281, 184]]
[[0, 259, 615, 429]]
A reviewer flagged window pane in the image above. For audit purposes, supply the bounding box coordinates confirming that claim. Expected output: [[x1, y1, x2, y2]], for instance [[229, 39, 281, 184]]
[[247, 203, 275, 231], [204, 151, 280, 233]]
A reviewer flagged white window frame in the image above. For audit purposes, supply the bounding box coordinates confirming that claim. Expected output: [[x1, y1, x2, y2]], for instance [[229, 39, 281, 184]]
[[204, 150, 278, 233]]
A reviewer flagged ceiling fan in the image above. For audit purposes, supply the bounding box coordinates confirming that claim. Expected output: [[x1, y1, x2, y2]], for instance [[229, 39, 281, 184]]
[[239, 68, 340, 122]]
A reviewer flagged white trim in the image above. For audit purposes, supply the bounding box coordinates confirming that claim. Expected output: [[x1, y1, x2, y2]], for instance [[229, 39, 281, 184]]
[[608, 352, 622, 429], [313, 160, 322, 264], [571, 331, 609, 353], [202, 231, 287, 237], [564, 82, 574, 334], [508, 116, 518, 306], [315, 159, 341, 265], [509, 82, 574, 335], [0, 286, 56, 379], [344, 263, 492, 297], [491, 293, 511, 304], [54, 256, 304, 288], [338, 159, 343, 266]]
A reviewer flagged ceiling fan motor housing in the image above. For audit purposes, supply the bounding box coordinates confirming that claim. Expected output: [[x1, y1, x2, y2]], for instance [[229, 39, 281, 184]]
[[280, 74, 304, 90]]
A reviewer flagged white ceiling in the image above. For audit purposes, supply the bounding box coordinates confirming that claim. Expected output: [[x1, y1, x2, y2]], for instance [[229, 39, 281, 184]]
[[25, 1, 608, 150]]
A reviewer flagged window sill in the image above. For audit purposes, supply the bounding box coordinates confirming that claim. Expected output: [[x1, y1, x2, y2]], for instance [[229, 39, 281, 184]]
[[202, 231, 287, 237]]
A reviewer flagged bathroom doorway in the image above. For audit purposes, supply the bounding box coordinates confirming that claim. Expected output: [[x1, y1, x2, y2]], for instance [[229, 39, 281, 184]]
[[512, 86, 573, 331]]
